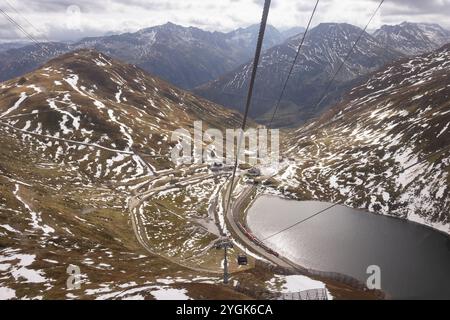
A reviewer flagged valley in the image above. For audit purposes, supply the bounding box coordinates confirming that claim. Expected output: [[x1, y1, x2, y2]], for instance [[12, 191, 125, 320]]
[[0, 10, 449, 301], [0, 49, 380, 300]]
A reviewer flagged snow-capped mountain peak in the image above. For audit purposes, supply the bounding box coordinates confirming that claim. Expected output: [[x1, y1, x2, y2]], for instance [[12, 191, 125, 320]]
[[373, 21, 450, 55], [195, 22, 403, 126], [0, 22, 287, 90]]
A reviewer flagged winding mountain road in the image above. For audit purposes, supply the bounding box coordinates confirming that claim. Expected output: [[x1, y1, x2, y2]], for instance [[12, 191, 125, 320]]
[[127, 170, 232, 275]]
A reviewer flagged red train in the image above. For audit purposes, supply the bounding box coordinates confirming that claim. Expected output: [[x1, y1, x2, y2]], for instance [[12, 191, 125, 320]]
[[237, 222, 279, 258]]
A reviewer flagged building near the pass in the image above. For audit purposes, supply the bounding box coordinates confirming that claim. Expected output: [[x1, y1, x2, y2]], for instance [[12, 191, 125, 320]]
[[247, 167, 261, 177], [210, 162, 234, 173]]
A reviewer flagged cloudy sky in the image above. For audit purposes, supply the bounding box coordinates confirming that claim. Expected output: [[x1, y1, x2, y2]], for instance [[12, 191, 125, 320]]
[[1, 0, 449, 42]]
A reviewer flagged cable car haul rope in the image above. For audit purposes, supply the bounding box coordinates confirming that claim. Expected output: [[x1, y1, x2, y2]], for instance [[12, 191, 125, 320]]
[[220, 0, 392, 281]]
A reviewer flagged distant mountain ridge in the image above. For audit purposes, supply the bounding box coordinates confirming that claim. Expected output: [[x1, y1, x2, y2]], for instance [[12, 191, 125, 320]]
[[373, 22, 450, 55], [195, 22, 404, 127], [281, 27, 306, 39], [0, 22, 289, 89], [0, 41, 32, 52]]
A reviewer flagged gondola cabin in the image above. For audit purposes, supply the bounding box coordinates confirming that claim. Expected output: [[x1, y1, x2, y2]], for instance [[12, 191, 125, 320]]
[[237, 254, 248, 266]]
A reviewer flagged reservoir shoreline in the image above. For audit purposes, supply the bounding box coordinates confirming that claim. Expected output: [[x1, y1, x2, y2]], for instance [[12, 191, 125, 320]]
[[244, 194, 450, 299]]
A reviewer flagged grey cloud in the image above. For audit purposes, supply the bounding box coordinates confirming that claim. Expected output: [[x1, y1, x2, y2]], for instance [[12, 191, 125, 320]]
[[0, 0, 448, 42], [7, 0, 105, 13]]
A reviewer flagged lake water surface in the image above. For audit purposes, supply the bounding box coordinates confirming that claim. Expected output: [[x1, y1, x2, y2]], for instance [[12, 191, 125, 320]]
[[246, 196, 450, 299]]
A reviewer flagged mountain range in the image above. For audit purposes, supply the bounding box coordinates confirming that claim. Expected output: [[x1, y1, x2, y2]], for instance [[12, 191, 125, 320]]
[[0, 22, 287, 89], [195, 22, 450, 127], [0, 41, 32, 52], [2, 21, 448, 98], [373, 22, 450, 56], [195, 23, 404, 127]]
